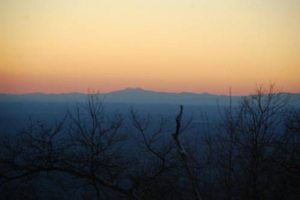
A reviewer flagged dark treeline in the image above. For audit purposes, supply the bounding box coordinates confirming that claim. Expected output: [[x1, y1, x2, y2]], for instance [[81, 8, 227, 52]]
[[0, 85, 299, 200]]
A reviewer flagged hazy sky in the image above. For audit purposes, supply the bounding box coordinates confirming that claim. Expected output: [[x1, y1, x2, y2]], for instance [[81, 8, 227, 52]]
[[1, 0, 299, 95]]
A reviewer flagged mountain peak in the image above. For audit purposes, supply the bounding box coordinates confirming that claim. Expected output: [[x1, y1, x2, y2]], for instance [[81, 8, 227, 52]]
[[201, 92, 213, 96], [124, 87, 145, 91]]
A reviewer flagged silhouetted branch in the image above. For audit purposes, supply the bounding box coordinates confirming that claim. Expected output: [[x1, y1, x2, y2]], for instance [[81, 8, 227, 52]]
[[172, 105, 202, 200]]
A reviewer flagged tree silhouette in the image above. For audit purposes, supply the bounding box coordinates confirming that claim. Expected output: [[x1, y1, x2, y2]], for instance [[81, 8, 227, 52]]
[[202, 84, 300, 199]]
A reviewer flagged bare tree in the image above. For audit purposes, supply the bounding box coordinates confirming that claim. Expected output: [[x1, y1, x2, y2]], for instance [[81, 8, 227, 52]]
[[234, 85, 290, 199], [203, 84, 295, 200], [65, 94, 131, 199], [271, 107, 300, 199], [129, 107, 194, 199], [172, 105, 202, 200], [0, 94, 136, 199]]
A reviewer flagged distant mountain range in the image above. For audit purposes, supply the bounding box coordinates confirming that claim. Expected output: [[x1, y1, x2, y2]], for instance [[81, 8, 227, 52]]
[[1, 88, 300, 106]]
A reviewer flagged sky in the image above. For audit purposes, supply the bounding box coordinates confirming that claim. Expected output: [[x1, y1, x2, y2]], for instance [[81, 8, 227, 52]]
[[0, 0, 299, 95]]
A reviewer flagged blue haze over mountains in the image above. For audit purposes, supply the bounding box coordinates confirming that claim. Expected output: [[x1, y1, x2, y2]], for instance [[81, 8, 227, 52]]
[[1, 88, 299, 134], [0, 88, 238, 105], [1, 88, 299, 105]]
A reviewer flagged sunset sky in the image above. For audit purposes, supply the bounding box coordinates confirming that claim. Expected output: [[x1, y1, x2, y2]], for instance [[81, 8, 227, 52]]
[[1, 0, 299, 95]]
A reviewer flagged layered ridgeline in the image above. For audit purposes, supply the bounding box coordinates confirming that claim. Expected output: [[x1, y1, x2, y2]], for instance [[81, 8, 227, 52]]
[[1, 87, 300, 106]]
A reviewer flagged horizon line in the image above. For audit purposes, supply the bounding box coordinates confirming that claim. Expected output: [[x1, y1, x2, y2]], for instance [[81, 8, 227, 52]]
[[0, 87, 298, 96]]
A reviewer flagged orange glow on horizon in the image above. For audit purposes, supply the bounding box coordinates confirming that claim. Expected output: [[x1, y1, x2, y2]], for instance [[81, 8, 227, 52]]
[[1, 0, 299, 95]]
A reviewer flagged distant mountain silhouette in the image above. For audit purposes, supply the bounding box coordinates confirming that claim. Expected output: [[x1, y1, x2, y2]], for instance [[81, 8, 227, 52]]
[[1, 88, 299, 106]]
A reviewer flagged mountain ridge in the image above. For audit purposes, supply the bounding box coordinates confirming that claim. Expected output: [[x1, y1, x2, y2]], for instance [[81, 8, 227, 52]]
[[0, 88, 299, 106]]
